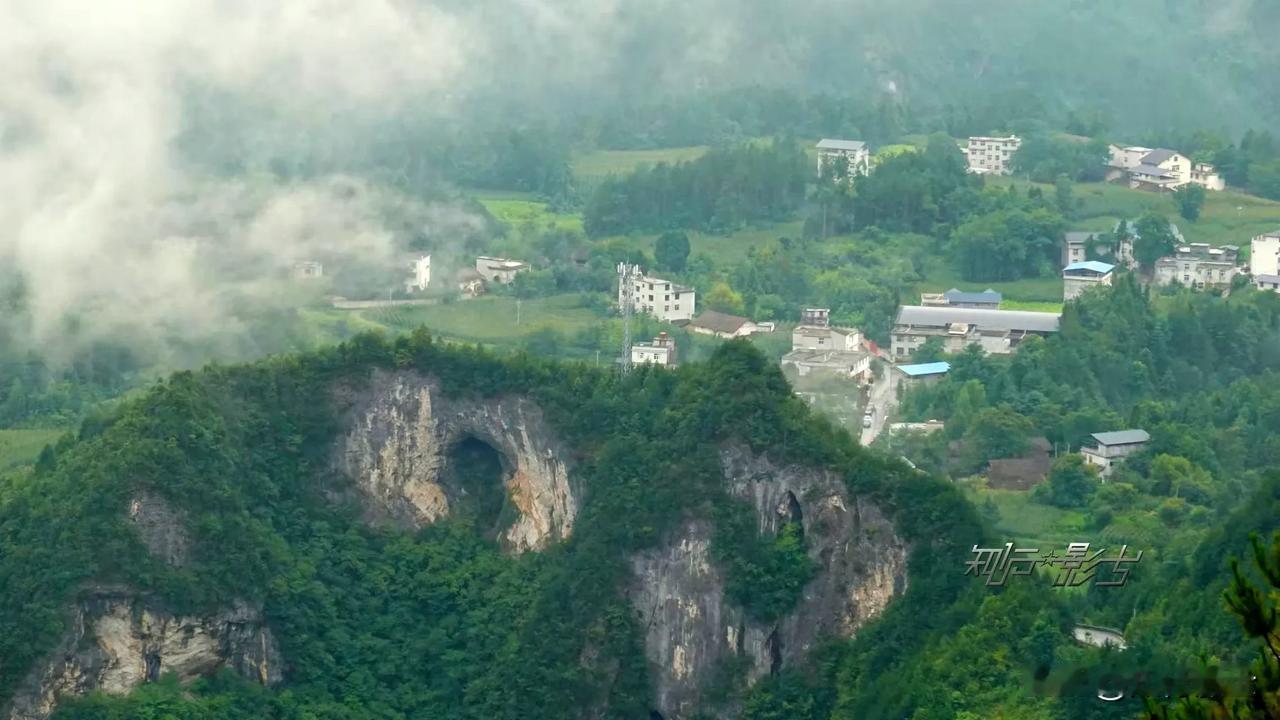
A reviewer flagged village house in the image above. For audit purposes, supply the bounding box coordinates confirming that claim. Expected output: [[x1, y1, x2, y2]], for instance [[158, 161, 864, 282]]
[[631, 332, 677, 367], [790, 308, 861, 350], [891, 306, 1061, 357], [475, 256, 529, 284], [1081, 429, 1150, 478], [292, 260, 323, 280], [688, 310, 774, 339], [1062, 231, 1098, 266], [1154, 243, 1241, 289], [1063, 260, 1115, 301], [815, 139, 870, 179], [1251, 231, 1280, 292], [894, 361, 951, 386], [781, 307, 871, 382], [405, 255, 431, 293], [1107, 145, 1224, 191], [920, 288, 1002, 309], [618, 270, 696, 322], [963, 135, 1022, 175]]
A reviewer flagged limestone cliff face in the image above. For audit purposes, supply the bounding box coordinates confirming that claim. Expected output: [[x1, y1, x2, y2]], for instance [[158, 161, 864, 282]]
[[629, 446, 909, 719], [6, 589, 280, 720], [334, 370, 577, 553]]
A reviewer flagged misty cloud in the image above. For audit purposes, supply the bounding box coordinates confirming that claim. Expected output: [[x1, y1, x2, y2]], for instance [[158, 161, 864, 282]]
[[0, 0, 487, 365]]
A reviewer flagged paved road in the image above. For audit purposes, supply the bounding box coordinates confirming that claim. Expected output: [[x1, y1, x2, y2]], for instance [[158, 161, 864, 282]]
[[859, 365, 898, 446]]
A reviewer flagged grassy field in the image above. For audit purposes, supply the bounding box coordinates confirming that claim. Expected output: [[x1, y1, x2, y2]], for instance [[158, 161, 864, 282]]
[[962, 483, 1090, 548], [1000, 299, 1065, 313], [0, 429, 64, 471], [915, 258, 1065, 303], [619, 221, 803, 265], [471, 190, 583, 232], [988, 178, 1280, 250], [317, 294, 604, 347], [570, 146, 710, 178]]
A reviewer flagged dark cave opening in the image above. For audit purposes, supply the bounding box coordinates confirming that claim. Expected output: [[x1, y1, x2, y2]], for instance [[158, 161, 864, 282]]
[[446, 435, 514, 538]]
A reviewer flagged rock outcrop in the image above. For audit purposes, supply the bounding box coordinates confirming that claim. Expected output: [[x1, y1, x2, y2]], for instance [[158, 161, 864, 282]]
[[127, 493, 190, 568], [629, 446, 909, 719], [334, 370, 577, 553], [6, 589, 280, 720]]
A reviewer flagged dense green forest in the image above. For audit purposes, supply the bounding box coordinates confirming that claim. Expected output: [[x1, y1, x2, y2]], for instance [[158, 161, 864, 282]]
[[890, 278, 1280, 702], [0, 332, 1103, 719]]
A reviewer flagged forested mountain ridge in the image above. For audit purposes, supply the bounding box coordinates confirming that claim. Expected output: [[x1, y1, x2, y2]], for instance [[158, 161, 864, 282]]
[[1, 332, 1051, 720]]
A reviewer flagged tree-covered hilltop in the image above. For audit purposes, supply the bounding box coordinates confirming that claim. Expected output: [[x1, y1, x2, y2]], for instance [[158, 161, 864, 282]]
[[0, 330, 1081, 719]]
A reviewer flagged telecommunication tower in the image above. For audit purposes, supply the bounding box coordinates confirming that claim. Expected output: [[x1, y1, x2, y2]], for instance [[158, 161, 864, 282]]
[[617, 263, 638, 375]]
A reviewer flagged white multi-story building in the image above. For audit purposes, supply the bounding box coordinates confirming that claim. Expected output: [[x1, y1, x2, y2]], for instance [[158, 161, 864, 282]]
[[815, 139, 870, 179], [476, 256, 529, 284], [780, 307, 870, 381], [964, 136, 1022, 175], [1109, 146, 1225, 191], [405, 255, 431, 292], [631, 332, 677, 367], [618, 270, 696, 322], [1251, 232, 1280, 292], [1154, 244, 1241, 289]]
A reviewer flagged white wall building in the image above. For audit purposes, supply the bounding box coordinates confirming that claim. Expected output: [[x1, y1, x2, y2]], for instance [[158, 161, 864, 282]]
[[1154, 244, 1241, 289], [815, 139, 870, 179], [1063, 261, 1115, 301], [1081, 430, 1150, 478], [476, 256, 530, 284], [964, 136, 1022, 175], [618, 270, 696, 322], [405, 255, 431, 292], [1110, 146, 1224, 191], [1251, 232, 1280, 292], [292, 260, 323, 280], [631, 332, 677, 367], [781, 307, 870, 381]]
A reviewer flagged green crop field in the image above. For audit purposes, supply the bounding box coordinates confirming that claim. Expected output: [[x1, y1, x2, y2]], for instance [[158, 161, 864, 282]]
[[962, 484, 1090, 548], [0, 429, 64, 471], [989, 178, 1280, 250], [915, 258, 1065, 303], [472, 190, 583, 232], [570, 146, 710, 178], [316, 294, 604, 347]]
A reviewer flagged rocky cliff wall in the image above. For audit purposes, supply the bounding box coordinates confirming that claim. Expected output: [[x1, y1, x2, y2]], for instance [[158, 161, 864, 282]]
[[629, 445, 909, 719], [333, 370, 577, 553], [6, 589, 280, 720]]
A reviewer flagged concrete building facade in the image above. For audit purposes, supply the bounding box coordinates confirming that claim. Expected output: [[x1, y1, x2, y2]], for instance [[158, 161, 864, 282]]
[[619, 271, 696, 322], [1154, 244, 1241, 289], [964, 136, 1022, 175], [892, 306, 1060, 358]]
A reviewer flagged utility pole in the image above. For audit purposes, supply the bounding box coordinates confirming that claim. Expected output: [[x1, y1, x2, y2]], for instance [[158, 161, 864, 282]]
[[617, 262, 636, 375], [516, 298, 522, 326]]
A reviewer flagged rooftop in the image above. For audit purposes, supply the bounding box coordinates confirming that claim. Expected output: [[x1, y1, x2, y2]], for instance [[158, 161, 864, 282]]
[[1064, 231, 1101, 244], [1064, 260, 1116, 274], [816, 138, 867, 151], [896, 361, 952, 377], [1130, 163, 1177, 178], [943, 287, 1002, 304], [1140, 148, 1180, 166], [691, 310, 751, 334], [1091, 429, 1150, 446], [895, 306, 1061, 333], [1257, 273, 1280, 284]]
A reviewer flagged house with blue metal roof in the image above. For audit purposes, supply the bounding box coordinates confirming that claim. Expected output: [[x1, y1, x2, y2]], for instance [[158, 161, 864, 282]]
[[1063, 260, 1116, 301], [895, 361, 951, 384]]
